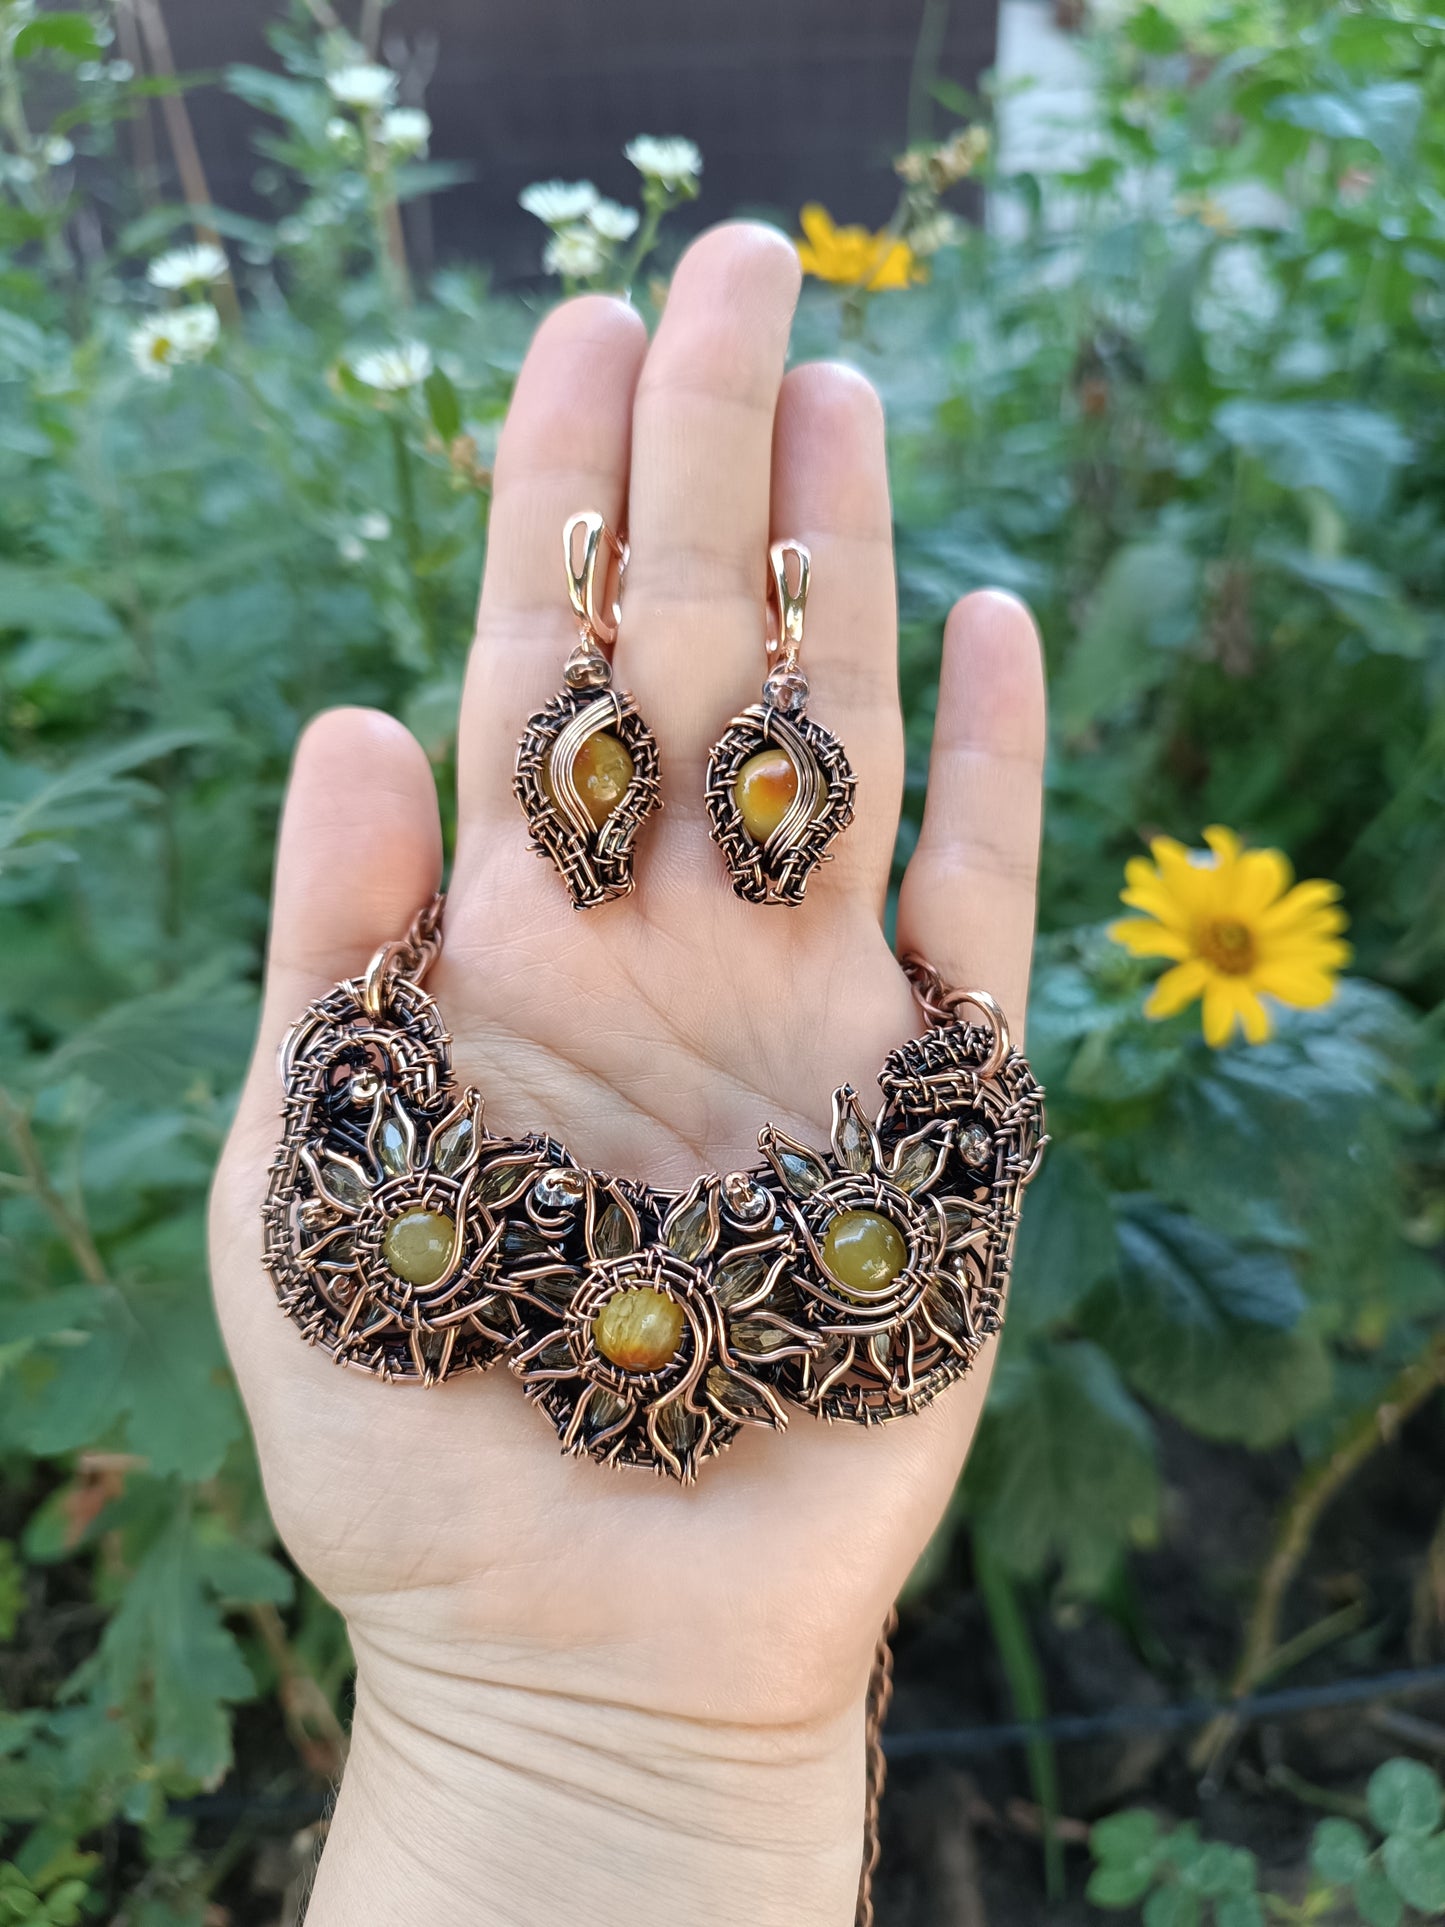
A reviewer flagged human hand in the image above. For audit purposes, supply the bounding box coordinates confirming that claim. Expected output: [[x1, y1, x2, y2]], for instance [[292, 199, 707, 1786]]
[[210, 223, 1045, 1927]]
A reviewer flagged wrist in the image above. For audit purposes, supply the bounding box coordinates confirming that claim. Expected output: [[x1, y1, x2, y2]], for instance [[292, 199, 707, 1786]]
[[307, 1646, 869, 1927]]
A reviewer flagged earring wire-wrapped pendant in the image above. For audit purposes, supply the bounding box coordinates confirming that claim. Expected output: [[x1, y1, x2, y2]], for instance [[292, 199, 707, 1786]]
[[705, 540, 856, 906], [514, 512, 662, 909]]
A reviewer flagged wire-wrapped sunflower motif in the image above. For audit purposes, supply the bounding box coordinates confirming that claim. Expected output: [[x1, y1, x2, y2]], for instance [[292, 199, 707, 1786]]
[[506, 1172, 814, 1481], [759, 1089, 967, 1421], [261, 972, 557, 1383]]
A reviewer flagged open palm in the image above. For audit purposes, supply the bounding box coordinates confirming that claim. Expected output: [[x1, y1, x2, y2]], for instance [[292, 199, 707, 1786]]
[[210, 224, 1045, 1927]]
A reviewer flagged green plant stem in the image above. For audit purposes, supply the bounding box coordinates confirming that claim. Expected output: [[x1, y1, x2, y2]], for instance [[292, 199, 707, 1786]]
[[975, 1535, 1065, 1901], [388, 412, 436, 661], [0, 1085, 107, 1286], [907, 0, 951, 146], [365, 142, 412, 307], [1192, 1333, 1445, 1772], [0, 25, 72, 289], [248, 1600, 349, 1778], [1263, 1762, 1371, 1824], [618, 192, 668, 292]]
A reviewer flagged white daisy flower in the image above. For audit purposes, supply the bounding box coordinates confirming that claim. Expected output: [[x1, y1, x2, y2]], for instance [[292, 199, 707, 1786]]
[[588, 199, 640, 242], [128, 303, 220, 380], [358, 510, 392, 540], [543, 225, 606, 279], [326, 116, 357, 146], [518, 179, 599, 226], [624, 136, 702, 189], [146, 242, 228, 291], [379, 107, 431, 156], [350, 340, 433, 391], [337, 533, 366, 564], [42, 136, 74, 167], [170, 303, 221, 355], [326, 64, 397, 111], [909, 211, 961, 257]]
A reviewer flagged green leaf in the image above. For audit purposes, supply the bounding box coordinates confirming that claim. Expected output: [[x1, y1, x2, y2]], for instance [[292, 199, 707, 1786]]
[[1267, 82, 1422, 170], [1312, 1817, 1371, 1884], [1143, 1885, 1200, 1927], [0, 729, 208, 875], [11, 13, 101, 60], [1115, 1200, 1305, 1331], [1087, 1861, 1157, 1907], [1215, 1900, 1264, 1927], [1215, 400, 1411, 522], [1087, 1202, 1330, 1448], [1356, 1863, 1406, 1927], [1369, 1759, 1443, 1839], [966, 1343, 1159, 1593], [47, 969, 255, 1104], [115, 1287, 241, 1482], [1185, 1843, 1256, 1897], [0, 1278, 238, 1480], [1055, 539, 1201, 730], [1126, 5, 1184, 53], [67, 1513, 260, 1786], [1382, 1833, 1445, 1913], [1091, 1808, 1161, 1866], [424, 367, 462, 443], [1006, 1143, 1118, 1338]]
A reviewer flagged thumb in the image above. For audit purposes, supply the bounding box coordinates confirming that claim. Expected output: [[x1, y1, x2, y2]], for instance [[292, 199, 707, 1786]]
[[210, 706, 442, 1469], [247, 705, 443, 1106]]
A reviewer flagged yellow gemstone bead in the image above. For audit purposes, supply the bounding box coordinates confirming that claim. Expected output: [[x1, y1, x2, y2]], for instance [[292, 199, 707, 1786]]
[[821, 1209, 907, 1297], [733, 748, 800, 843], [593, 1286, 685, 1373], [382, 1208, 456, 1287], [547, 731, 634, 830]]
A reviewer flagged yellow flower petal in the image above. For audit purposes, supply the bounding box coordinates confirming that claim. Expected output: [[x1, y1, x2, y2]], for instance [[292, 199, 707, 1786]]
[[1251, 962, 1343, 1008], [1236, 985, 1274, 1044], [1201, 979, 1239, 1047], [869, 237, 921, 289], [1144, 957, 1211, 1018], [799, 204, 837, 246], [1109, 917, 1194, 961], [1151, 840, 1217, 916], [1203, 824, 1241, 865], [1231, 846, 1294, 917], [1120, 876, 1194, 929], [1258, 879, 1343, 929]]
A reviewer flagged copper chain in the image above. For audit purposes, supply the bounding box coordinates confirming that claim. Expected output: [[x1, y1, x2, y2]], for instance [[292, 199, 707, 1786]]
[[856, 1610, 898, 1927], [360, 892, 446, 1016]]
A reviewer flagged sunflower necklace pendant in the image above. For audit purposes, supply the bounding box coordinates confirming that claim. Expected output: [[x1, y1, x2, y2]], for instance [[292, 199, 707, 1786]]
[[262, 896, 1047, 1484]]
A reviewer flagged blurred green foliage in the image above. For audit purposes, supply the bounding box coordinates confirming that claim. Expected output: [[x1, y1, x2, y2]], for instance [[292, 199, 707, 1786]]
[[1090, 1755, 1445, 1921], [0, 0, 1442, 1915]]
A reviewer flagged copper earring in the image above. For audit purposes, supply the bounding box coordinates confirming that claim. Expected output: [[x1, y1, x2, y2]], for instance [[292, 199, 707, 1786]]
[[514, 512, 662, 909], [704, 540, 856, 905]]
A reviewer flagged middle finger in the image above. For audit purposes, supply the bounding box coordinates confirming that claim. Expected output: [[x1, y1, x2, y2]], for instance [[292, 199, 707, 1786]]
[[617, 222, 802, 786]]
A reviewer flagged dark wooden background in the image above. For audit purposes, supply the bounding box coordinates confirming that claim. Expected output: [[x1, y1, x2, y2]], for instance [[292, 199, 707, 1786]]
[[158, 0, 998, 280]]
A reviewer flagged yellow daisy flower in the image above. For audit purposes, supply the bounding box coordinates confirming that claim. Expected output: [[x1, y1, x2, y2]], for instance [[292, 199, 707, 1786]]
[[1108, 825, 1351, 1048], [796, 205, 923, 292]]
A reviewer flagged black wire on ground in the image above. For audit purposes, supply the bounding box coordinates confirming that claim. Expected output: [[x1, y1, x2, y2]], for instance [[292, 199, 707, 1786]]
[[883, 1663, 1445, 1761]]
